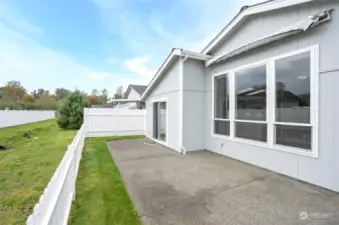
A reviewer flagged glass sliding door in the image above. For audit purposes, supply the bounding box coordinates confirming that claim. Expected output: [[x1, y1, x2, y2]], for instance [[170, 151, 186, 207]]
[[153, 101, 167, 142], [153, 102, 159, 139], [158, 102, 167, 142]]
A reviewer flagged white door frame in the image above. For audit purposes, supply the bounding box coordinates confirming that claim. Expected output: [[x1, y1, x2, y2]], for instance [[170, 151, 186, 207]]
[[151, 98, 169, 146]]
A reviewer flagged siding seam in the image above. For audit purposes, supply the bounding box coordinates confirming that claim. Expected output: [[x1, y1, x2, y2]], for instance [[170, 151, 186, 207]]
[[333, 77, 337, 189], [183, 90, 208, 93], [150, 90, 179, 96], [319, 68, 339, 74]]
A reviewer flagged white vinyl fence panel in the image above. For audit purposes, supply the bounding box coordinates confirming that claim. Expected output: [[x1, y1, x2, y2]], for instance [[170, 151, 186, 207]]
[[27, 125, 86, 225], [27, 108, 146, 225], [85, 108, 146, 137], [0, 110, 55, 128]]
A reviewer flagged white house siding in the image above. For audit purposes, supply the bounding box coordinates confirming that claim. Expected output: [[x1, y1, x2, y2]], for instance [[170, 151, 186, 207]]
[[204, 1, 339, 192], [182, 59, 206, 151], [209, 0, 338, 60], [145, 58, 181, 152], [127, 88, 141, 100]]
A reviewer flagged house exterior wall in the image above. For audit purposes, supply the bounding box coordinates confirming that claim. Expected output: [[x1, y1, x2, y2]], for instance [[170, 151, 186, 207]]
[[127, 88, 140, 100], [182, 58, 206, 151], [210, 0, 338, 68], [145, 59, 181, 152], [204, 1, 339, 192]]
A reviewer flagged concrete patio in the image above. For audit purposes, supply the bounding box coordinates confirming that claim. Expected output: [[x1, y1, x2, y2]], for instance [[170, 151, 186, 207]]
[[107, 139, 339, 225]]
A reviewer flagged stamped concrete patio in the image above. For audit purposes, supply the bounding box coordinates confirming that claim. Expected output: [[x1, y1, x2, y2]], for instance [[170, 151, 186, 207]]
[[107, 139, 339, 225]]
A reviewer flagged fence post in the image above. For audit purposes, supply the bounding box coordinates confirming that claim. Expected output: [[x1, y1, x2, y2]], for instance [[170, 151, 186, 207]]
[[68, 144, 76, 201], [83, 108, 88, 137], [26, 215, 33, 225], [33, 204, 41, 225]]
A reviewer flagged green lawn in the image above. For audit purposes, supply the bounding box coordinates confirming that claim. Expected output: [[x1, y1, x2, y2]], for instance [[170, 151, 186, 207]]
[[0, 119, 77, 225], [69, 136, 143, 225]]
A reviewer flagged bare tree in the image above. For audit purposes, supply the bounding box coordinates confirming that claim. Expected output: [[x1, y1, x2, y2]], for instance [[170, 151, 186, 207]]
[[113, 86, 124, 99], [101, 88, 109, 103]]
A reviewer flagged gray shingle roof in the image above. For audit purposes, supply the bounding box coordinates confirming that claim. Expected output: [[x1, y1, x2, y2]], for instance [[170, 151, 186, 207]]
[[129, 85, 147, 95]]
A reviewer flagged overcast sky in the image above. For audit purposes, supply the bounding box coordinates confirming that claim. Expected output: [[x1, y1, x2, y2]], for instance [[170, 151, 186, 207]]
[[0, 0, 263, 95]]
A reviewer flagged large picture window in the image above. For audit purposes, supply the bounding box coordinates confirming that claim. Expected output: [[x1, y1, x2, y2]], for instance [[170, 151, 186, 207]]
[[212, 45, 318, 157]]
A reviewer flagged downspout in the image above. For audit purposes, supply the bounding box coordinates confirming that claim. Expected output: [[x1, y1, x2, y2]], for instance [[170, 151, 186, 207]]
[[179, 51, 189, 154]]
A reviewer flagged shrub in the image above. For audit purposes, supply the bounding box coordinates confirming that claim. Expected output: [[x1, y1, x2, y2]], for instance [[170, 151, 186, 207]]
[[57, 91, 88, 129], [0, 101, 58, 110]]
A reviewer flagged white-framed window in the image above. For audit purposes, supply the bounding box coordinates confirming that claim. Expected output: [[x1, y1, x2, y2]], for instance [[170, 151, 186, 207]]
[[234, 63, 268, 143], [152, 98, 168, 145], [211, 45, 319, 157], [213, 74, 230, 136]]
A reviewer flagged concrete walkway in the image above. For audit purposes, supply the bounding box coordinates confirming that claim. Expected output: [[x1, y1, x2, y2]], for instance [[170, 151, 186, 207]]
[[107, 139, 339, 225]]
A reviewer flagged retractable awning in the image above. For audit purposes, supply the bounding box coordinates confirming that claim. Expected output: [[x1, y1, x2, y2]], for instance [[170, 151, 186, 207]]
[[206, 9, 333, 67]]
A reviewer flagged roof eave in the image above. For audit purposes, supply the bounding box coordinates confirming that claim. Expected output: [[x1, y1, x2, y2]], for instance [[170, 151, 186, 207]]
[[205, 8, 333, 67], [201, 0, 316, 55], [140, 49, 211, 100]]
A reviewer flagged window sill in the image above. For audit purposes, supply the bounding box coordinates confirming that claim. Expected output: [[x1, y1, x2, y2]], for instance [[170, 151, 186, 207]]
[[272, 144, 318, 158], [212, 133, 231, 140], [211, 133, 318, 158]]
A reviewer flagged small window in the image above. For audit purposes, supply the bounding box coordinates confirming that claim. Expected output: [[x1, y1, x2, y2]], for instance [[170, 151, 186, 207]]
[[214, 120, 230, 136], [235, 122, 267, 142], [275, 125, 311, 150], [214, 75, 229, 119], [213, 74, 230, 136]]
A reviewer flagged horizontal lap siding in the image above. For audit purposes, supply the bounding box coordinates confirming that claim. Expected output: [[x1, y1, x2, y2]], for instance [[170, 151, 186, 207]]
[[205, 1, 339, 191]]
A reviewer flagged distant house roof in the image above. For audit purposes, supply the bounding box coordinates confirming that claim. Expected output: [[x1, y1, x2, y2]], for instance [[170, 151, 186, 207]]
[[125, 84, 147, 97]]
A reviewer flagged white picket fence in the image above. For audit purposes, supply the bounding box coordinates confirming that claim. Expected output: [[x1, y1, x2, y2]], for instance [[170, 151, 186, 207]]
[[0, 110, 55, 128], [27, 108, 146, 225], [85, 108, 146, 137], [27, 124, 86, 225]]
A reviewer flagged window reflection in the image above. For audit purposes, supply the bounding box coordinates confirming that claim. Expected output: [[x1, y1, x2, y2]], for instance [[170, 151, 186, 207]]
[[214, 75, 229, 119], [276, 125, 311, 150], [235, 122, 267, 142], [235, 65, 267, 121], [214, 120, 230, 136], [275, 52, 311, 124]]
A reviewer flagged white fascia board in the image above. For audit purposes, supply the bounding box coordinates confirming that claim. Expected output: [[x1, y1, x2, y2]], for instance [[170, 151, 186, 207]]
[[181, 50, 212, 61], [201, 0, 315, 54], [140, 49, 211, 100], [206, 7, 331, 67], [109, 99, 141, 102], [140, 49, 179, 101]]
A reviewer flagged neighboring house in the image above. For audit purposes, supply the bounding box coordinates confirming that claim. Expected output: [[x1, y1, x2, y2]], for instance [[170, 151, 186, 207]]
[[111, 84, 147, 109], [141, 0, 339, 192], [125, 84, 147, 100]]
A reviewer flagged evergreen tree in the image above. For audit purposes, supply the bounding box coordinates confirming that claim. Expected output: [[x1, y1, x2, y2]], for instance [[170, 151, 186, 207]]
[[57, 91, 88, 129]]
